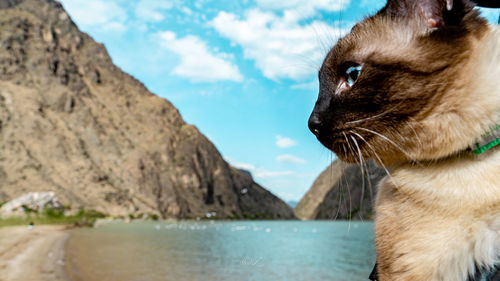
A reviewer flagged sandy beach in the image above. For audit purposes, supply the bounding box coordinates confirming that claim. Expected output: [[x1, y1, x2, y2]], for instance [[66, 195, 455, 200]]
[[0, 225, 69, 281]]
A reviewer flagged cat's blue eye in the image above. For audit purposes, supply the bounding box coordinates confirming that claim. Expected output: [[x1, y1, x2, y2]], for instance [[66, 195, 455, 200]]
[[345, 65, 363, 87]]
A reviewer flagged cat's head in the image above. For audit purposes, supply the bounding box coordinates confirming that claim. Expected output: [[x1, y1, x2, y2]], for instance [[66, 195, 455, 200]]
[[309, 0, 497, 165]]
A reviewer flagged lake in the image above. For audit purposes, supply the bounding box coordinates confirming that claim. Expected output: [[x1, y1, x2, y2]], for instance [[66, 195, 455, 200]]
[[65, 221, 376, 281]]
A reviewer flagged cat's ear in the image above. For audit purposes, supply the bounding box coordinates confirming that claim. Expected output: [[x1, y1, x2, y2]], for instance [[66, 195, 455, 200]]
[[419, 0, 453, 27], [384, 0, 470, 28]]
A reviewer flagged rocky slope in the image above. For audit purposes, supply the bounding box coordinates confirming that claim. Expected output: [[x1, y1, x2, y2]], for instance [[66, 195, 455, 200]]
[[0, 0, 294, 219], [295, 160, 386, 220]]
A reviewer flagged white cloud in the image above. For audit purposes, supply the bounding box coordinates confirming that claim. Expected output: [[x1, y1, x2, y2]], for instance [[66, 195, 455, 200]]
[[156, 31, 243, 82], [135, 0, 173, 22], [60, 0, 127, 30], [255, 0, 350, 20], [291, 80, 319, 91], [103, 22, 127, 31], [276, 154, 306, 164], [255, 0, 349, 11], [254, 170, 294, 179], [226, 158, 294, 179], [181, 6, 194, 16], [194, 0, 209, 10], [230, 161, 256, 171], [211, 9, 347, 81], [276, 135, 297, 148]]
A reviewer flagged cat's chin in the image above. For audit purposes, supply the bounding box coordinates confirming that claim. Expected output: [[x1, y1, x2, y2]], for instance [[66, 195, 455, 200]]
[[316, 130, 410, 165], [333, 148, 376, 164], [317, 136, 366, 163], [327, 139, 406, 166]]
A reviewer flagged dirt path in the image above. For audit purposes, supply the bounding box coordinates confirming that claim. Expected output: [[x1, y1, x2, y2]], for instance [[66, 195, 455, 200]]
[[0, 225, 69, 281]]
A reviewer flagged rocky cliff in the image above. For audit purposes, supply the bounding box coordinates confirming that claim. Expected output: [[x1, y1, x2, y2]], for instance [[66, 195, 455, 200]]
[[295, 160, 386, 220], [0, 0, 295, 219]]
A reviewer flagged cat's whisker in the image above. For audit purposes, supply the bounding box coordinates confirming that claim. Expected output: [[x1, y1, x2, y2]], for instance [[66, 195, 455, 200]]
[[350, 131, 392, 177], [350, 135, 366, 221], [406, 120, 424, 150], [393, 129, 416, 150], [336, 157, 351, 222], [342, 132, 355, 160], [362, 158, 374, 212], [350, 131, 378, 204], [342, 132, 354, 224], [282, 61, 321, 74], [419, 81, 453, 87], [355, 127, 423, 167], [346, 102, 404, 125], [328, 151, 342, 221], [350, 130, 394, 197], [310, 19, 337, 57], [342, 143, 348, 158], [406, 117, 424, 150], [335, 141, 356, 221], [334, 162, 347, 221], [392, 127, 426, 166], [360, 150, 371, 220]]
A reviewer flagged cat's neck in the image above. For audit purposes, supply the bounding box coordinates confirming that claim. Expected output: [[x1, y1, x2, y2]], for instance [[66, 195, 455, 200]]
[[404, 24, 500, 165]]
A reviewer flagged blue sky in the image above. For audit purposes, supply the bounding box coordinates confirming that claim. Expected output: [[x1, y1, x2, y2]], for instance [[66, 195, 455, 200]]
[[58, 0, 499, 202]]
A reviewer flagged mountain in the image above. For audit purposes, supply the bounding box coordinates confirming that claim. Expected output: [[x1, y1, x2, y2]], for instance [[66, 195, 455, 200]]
[[294, 160, 386, 220], [0, 0, 294, 219]]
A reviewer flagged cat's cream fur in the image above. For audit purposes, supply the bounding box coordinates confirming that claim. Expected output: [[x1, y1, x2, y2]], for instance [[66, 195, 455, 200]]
[[375, 25, 500, 280]]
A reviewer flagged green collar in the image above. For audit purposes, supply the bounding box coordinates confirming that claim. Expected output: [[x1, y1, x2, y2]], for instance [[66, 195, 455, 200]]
[[472, 124, 500, 155]]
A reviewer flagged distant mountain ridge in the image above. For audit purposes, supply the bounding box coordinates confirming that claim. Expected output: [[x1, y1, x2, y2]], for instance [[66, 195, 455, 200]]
[[0, 0, 294, 219], [295, 160, 386, 220]]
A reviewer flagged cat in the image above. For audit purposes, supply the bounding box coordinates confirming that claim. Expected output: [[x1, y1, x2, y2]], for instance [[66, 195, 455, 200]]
[[308, 0, 500, 280]]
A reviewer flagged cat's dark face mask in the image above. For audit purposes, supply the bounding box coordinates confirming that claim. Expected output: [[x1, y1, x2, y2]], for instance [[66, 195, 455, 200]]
[[308, 0, 490, 165]]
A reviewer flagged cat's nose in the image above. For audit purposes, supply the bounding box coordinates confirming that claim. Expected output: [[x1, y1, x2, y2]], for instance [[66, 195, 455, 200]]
[[308, 114, 322, 136]]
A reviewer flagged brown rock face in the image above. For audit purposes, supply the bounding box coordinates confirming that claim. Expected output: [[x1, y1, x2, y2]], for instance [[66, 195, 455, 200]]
[[0, 0, 295, 219], [295, 160, 386, 220]]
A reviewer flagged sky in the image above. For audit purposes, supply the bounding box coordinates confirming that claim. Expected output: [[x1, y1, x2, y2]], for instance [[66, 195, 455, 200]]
[[58, 0, 500, 202]]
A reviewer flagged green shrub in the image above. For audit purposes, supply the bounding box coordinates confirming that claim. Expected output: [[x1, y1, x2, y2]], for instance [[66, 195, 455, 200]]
[[0, 208, 106, 228], [43, 207, 64, 218]]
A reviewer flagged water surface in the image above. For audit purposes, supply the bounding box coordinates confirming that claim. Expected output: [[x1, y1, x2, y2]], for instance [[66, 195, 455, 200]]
[[66, 221, 375, 281]]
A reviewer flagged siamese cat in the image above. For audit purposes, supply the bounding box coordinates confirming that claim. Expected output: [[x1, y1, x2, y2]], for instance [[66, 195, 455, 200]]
[[308, 0, 500, 280]]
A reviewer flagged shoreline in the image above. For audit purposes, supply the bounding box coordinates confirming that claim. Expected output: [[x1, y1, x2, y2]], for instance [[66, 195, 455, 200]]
[[0, 225, 71, 281], [0, 220, 373, 281]]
